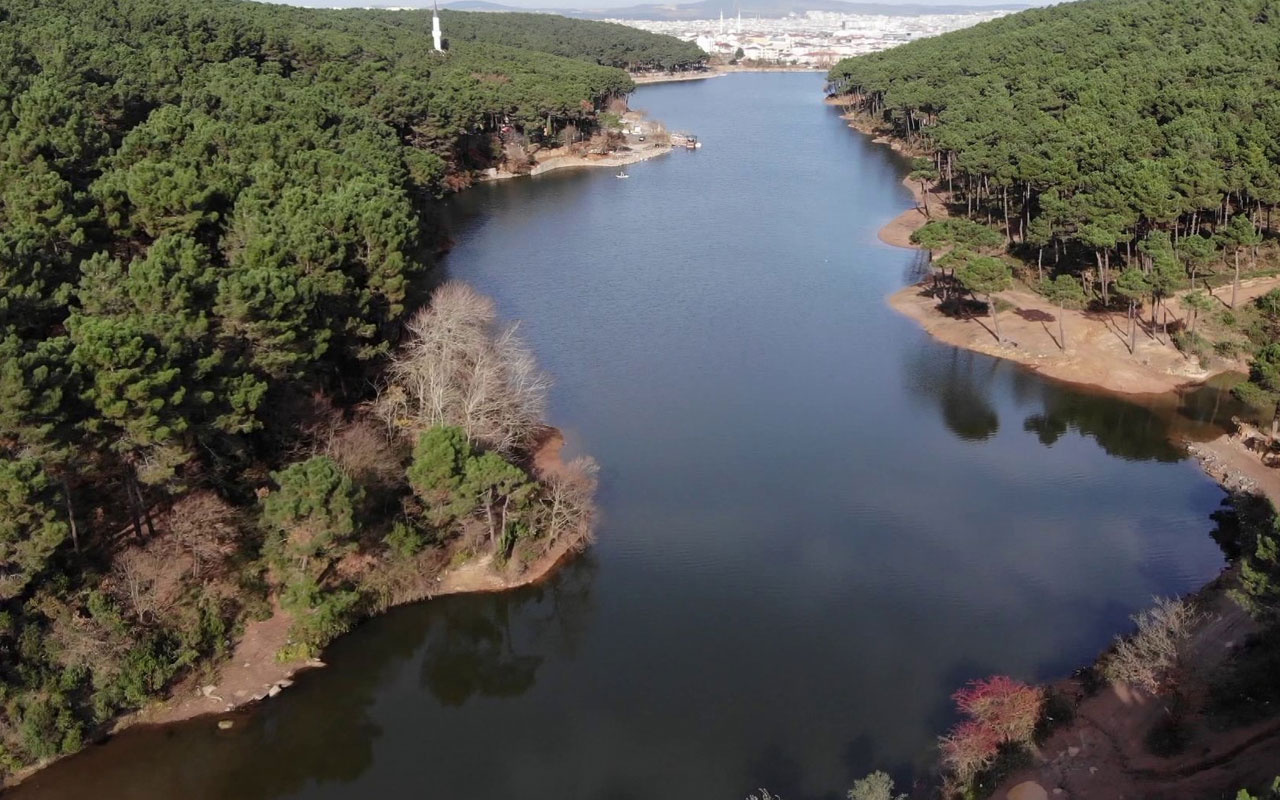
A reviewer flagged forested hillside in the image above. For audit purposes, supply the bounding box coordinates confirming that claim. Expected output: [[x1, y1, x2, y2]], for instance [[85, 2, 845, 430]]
[[828, 0, 1280, 409], [0, 0, 644, 775], [830, 2, 1280, 795], [419, 10, 707, 71]]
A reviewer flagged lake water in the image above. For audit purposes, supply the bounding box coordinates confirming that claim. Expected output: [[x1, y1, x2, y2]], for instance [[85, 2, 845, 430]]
[[15, 73, 1234, 800]]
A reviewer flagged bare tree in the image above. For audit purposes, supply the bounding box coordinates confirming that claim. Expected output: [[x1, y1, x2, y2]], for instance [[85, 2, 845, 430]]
[[111, 547, 167, 623], [1103, 596, 1202, 695], [165, 491, 239, 580], [378, 281, 550, 453], [536, 456, 599, 550], [47, 605, 132, 678]]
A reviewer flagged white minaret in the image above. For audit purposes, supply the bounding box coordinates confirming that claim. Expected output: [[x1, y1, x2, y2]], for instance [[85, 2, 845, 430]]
[[719, 10, 724, 34], [432, 1, 444, 52]]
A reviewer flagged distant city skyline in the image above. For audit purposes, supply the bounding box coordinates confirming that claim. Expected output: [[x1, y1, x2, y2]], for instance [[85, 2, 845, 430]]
[[265, 0, 1055, 10]]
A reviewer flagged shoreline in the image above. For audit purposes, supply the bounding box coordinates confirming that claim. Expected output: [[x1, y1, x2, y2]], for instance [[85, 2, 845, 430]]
[[630, 65, 823, 84], [478, 142, 672, 182], [3, 539, 587, 790], [630, 70, 725, 85], [854, 117, 1271, 399], [1, 433, 591, 790], [849, 123, 1280, 800]]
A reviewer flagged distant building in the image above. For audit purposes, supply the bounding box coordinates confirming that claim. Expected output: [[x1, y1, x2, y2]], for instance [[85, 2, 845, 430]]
[[432, 1, 444, 52]]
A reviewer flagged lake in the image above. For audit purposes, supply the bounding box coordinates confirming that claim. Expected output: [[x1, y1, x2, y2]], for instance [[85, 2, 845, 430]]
[[13, 72, 1233, 800]]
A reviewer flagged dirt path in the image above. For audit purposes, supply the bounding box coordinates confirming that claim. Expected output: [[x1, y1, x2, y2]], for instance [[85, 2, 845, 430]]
[[994, 591, 1280, 800]]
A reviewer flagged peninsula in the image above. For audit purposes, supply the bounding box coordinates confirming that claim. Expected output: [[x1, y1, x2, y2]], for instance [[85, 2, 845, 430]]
[[0, 0, 703, 782]]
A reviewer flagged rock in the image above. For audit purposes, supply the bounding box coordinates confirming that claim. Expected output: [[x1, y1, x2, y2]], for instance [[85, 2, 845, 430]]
[[267, 684, 282, 697], [217, 719, 234, 730], [201, 684, 217, 697], [277, 679, 293, 689], [1007, 782, 1049, 800], [1067, 746, 1080, 757]]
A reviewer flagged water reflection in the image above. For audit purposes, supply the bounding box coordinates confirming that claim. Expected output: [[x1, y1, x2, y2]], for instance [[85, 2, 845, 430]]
[[903, 348, 1001, 441], [10, 559, 597, 800], [9, 73, 1234, 800], [907, 333, 1244, 459], [420, 556, 596, 705]]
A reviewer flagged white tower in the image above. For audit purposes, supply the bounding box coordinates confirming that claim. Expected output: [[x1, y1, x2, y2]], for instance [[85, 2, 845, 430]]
[[719, 10, 724, 34], [432, 1, 444, 52]]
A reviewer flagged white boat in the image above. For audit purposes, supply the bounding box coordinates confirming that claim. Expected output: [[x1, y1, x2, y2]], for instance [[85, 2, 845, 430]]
[[616, 170, 629, 179]]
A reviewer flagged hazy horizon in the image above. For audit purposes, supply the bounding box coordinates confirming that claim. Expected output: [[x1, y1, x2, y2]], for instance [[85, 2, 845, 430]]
[[262, 0, 1051, 11]]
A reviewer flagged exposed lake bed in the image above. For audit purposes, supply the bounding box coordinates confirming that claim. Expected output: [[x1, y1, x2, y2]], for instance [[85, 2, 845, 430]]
[[10, 73, 1242, 800]]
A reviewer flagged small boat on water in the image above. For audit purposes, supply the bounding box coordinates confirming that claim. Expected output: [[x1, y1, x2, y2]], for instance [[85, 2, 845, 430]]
[[616, 170, 629, 178]]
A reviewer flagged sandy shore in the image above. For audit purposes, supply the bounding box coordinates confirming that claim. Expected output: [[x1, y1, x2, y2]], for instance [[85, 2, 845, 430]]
[[127, 529, 587, 730], [887, 284, 1217, 394], [630, 70, 725, 85], [858, 113, 1280, 798], [880, 174, 950, 249], [1, 433, 592, 789], [631, 65, 822, 85], [479, 142, 672, 182], [854, 118, 1276, 397]]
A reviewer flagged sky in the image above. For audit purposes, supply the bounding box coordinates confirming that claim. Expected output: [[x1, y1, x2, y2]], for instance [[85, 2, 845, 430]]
[[265, 0, 1052, 10]]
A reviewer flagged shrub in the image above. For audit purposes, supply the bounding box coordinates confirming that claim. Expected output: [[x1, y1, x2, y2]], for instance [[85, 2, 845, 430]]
[[953, 675, 1044, 745], [940, 675, 1043, 787], [1216, 340, 1243, 359], [1172, 330, 1210, 367], [285, 588, 362, 656], [1102, 597, 1201, 695], [1257, 289, 1280, 319], [939, 719, 1000, 786], [848, 770, 905, 800], [385, 520, 429, 559]]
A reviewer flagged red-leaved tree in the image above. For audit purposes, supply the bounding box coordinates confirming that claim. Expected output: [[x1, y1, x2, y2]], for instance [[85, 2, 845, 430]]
[[953, 675, 1044, 745], [939, 675, 1044, 786], [939, 719, 1000, 785]]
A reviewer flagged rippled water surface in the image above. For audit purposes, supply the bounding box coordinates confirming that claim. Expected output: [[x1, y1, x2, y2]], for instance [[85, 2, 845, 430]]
[[16, 73, 1234, 800]]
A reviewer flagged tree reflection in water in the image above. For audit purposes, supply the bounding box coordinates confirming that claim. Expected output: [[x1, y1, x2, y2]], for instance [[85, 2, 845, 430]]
[[7, 557, 597, 800], [419, 555, 597, 706]]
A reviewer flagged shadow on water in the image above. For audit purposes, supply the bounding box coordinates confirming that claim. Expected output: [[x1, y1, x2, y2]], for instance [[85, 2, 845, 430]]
[[11, 558, 598, 800], [419, 555, 597, 706], [905, 332, 1249, 460], [8, 73, 1241, 800]]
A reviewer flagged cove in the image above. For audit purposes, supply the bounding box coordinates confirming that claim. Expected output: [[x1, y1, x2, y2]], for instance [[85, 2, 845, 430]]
[[13, 73, 1234, 800]]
